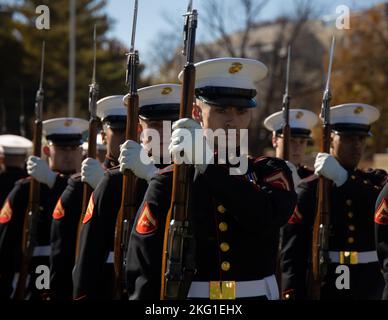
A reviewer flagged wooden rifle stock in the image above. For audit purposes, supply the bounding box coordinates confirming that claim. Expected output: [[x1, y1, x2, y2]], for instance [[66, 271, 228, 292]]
[[14, 120, 42, 299], [310, 36, 335, 299], [160, 4, 198, 300], [14, 42, 45, 300]]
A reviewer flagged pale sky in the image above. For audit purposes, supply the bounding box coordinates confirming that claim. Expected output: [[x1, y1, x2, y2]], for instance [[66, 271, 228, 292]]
[[105, 0, 383, 64]]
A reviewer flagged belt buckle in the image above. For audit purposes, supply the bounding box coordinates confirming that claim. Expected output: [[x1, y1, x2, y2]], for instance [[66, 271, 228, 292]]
[[339, 251, 358, 264], [209, 281, 236, 300]]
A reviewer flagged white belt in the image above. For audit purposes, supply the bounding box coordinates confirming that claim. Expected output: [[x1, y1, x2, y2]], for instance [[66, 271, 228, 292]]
[[187, 274, 279, 300], [32, 245, 51, 257], [106, 251, 114, 264], [328, 250, 378, 264]]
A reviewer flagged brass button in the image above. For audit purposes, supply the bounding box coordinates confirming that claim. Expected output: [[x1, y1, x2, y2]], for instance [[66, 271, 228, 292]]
[[346, 199, 352, 206], [351, 175, 356, 180], [219, 222, 228, 232], [220, 242, 230, 252], [363, 180, 369, 185], [348, 237, 354, 244], [348, 212, 354, 218], [221, 261, 230, 271], [217, 205, 226, 214], [284, 293, 290, 300], [348, 225, 355, 231]]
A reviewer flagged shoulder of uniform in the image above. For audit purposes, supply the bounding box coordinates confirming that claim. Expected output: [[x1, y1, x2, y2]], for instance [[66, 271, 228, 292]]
[[358, 168, 387, 186], [16, 176, 32, 185], [253, 156, 290, 173], [158, 164, 174, 175]]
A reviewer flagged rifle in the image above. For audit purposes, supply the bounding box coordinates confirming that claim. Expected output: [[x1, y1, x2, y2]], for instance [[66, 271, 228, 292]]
[[310, 36, 335, 300], [113, 0, 139, 299], [75, 26, 100, 258], [14, 41, 45, 300], [281, 45, 291, 161], [160, 0, 198, 300]]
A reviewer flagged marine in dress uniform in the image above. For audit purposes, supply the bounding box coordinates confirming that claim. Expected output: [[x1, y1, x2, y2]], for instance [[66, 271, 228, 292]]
[[50, 95, 127, 299], [281, 103, 387, 300], [375, 179, 388, 299], [0, 135, 32, 207], [72, 84, 181, 299], [264, 109, 318, 187], [125, 58, 297, 300], [0, 118, 87, 299]]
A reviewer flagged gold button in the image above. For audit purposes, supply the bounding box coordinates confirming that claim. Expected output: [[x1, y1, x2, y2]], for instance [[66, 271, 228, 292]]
[[351, 175, 356, 180], [348, 237, 354, 244], [348, 225, 355, 231], [348, 212, 354, 218], [346, 199, 352, 206], [219, 222, 228, 232], [363, 180, 369, 184], [284, 293, 290, 300], [221, 261, 230, 271], [220, 242, 230, 252], [217, 205, 226, 214]]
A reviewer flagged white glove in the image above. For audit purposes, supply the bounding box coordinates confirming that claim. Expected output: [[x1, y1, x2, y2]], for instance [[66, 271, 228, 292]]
[[285, 161, 302, 189], [27, 156, 57, 189], [169, 118, 213, 174], [314, 152, 348, 187], [119, 140, 158, 183], [81, 157, 105, 189]]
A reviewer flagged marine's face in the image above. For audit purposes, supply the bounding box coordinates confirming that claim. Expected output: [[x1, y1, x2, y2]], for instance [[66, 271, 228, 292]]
[[139, 119, 171, 158], [103, 126, 126, 160], [48, 144, 83, 174], [274, 136, 308, 165], [330, 133, 366, 169], [193, 100, 252, 148]]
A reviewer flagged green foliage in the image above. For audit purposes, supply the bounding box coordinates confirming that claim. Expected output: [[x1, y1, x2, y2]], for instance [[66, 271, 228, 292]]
[[0, 0, 146, 136]]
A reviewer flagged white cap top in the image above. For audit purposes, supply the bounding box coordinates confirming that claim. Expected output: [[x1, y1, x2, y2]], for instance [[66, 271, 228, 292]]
[[96, 95, 126, 120], [264, 109, 319, 132], [123, 84, 181, 120], [178, 57, 268, 90], [330, 103, 380, 125], [0, 134, 33, 155], [136, 84, 181, 107], [43, 118, 89, 136]]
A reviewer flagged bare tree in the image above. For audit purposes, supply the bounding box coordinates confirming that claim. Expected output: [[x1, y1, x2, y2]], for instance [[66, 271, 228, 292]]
[[200, 0, 269, 57], [149, 0, 325, 155]]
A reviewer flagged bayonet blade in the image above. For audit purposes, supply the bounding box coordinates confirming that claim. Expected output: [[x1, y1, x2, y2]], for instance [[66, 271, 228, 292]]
[[130, 0, 138, 52], [325, 36, 335, 92], [39, 41, 45, 91], [285, 45, 291, 96], [92, 25, 97, 84], [187, 0, 193, 12]]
